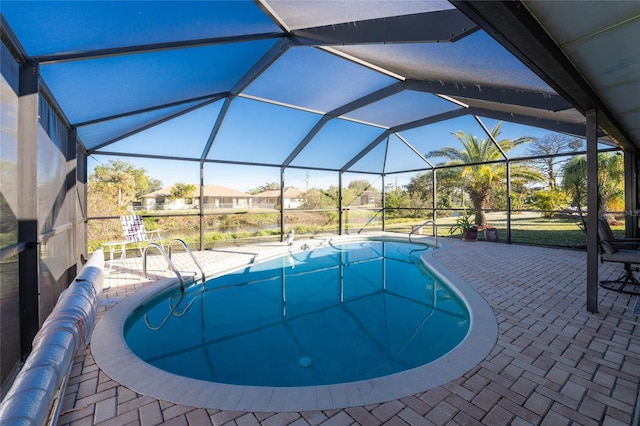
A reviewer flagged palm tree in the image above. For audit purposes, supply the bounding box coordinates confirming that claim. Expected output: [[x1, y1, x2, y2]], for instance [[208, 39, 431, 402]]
[[427, 122, 542, 227], [562, 152, 624, 222]]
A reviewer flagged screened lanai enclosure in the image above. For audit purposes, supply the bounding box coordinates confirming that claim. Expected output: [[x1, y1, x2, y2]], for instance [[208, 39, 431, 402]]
[[1, 1, 639, 392]]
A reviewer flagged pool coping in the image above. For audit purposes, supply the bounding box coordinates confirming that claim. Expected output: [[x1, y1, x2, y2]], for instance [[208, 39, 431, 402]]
[[91, 235, 498, 412]]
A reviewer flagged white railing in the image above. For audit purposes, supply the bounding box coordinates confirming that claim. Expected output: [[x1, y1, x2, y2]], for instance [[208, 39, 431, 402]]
[[135, 203, 276, 211]]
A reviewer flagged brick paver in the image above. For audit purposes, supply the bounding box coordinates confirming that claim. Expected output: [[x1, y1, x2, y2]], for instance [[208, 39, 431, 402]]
[[56, 237, 640, 425]]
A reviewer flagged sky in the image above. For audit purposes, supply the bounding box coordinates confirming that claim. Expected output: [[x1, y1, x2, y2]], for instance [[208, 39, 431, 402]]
[[87, 114, 589, 195]]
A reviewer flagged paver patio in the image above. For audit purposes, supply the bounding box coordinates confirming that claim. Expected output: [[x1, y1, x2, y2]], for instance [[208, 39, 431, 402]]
[[57, 235, 640, 425]]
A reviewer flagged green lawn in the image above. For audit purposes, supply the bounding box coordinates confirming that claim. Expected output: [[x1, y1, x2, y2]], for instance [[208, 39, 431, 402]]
[[386, 212, 624, 248], [87, 211, 625, 253]]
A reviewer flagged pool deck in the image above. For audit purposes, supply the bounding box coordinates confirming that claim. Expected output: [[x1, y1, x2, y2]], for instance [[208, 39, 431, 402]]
[[58, 235, 640, 425]]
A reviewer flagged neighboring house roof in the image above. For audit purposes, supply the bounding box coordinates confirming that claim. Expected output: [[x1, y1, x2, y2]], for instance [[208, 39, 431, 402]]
[[141, 184, 251, 199], [140, 187, 174, 199], [202, 185, 252, 197], [254, 187, 304, 198]]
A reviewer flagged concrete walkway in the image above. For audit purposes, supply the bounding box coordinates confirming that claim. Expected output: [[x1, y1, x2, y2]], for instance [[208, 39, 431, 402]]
[[58, 236, 640, 425]]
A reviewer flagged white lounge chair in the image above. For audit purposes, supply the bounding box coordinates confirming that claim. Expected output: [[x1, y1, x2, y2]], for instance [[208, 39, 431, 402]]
[[120, 215, 164, 255]]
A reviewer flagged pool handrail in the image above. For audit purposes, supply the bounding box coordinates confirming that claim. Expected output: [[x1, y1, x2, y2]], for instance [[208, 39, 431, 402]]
[[144, 292, 186, 330], [143, 285, 202, 330], [143, 243, 186, 289], [409, 220, 438, 247], [167, 238, 206, 283]]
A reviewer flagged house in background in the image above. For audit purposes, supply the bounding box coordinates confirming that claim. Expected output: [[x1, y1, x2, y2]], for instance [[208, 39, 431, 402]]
[[139, 187, 195, 210], [139, 184, 254, 210], [202, 185, 253, 209], [253, 187, 304, 209], [353, 190, 381, 207]]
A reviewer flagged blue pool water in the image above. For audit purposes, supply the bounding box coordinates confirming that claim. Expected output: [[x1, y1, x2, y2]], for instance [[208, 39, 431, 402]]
[[124, 241, 470, 387]]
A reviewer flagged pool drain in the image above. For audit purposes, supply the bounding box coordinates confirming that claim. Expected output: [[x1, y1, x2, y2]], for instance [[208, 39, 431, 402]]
[[298, 356, 312, 368]]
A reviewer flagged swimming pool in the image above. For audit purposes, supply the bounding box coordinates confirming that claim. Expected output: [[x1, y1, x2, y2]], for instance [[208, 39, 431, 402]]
[[92, 235, 498, 411], [124, 241, 469, 387]]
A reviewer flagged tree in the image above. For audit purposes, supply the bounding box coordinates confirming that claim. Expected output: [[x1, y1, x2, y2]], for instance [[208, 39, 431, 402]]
[[597, 153, 625, 215], [301, 187, 338, 209], [527, 134, 583, 189], [249, 182, 280, 194], [433, 168, 463, 209], [426, 122, 542, 226], [88, 160, 162, 215], [384, 186, 409, 211], [405, 173, 433, 202], [146, 177, 163, 196], [532, 189, 568, 218], [343, 179, 375, 206], [170, 182, 196, 200], [562, 152, 624, 220], [383, 187, 429, 218], [91, 161, 134, 208], [347, 179, 373, 193]]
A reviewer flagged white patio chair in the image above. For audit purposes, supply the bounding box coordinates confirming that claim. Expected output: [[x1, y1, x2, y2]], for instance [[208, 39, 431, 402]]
[[597, 217, 640, 295], [121, 215, 164, 256]]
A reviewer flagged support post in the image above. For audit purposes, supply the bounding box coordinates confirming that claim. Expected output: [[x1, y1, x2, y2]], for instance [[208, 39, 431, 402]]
[[280, 167, 285, 242], [506, 161, 512, 244], [586, 109, 599, 313], [67, 128, 78, 277], [76, 138, 88, 266], [381, 174, 386, 231], [624, 151, 639, 239], [199, 162, 205, 251], [432, 169, 437, 222], [18, 61, 40, 357], [338, 172, 343, 235]]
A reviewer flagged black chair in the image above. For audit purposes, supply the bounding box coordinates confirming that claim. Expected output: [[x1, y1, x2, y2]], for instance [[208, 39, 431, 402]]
[[597, 217, 640, 295]]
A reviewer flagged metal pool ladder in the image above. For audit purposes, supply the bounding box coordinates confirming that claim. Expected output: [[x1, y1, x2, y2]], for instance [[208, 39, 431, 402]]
[[143, 243, 189, 289], [167, 238, 206, 282], [409, 219, 438, 247], [144, 239, 205, 289]]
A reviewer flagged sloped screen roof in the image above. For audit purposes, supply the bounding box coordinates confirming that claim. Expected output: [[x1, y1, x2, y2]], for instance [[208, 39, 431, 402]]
[[2, 0, 628, 175]]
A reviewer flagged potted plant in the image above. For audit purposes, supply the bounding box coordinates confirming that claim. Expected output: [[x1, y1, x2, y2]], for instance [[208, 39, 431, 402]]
[[449, 211, 478, 241], [483, 226, 499, 242]]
